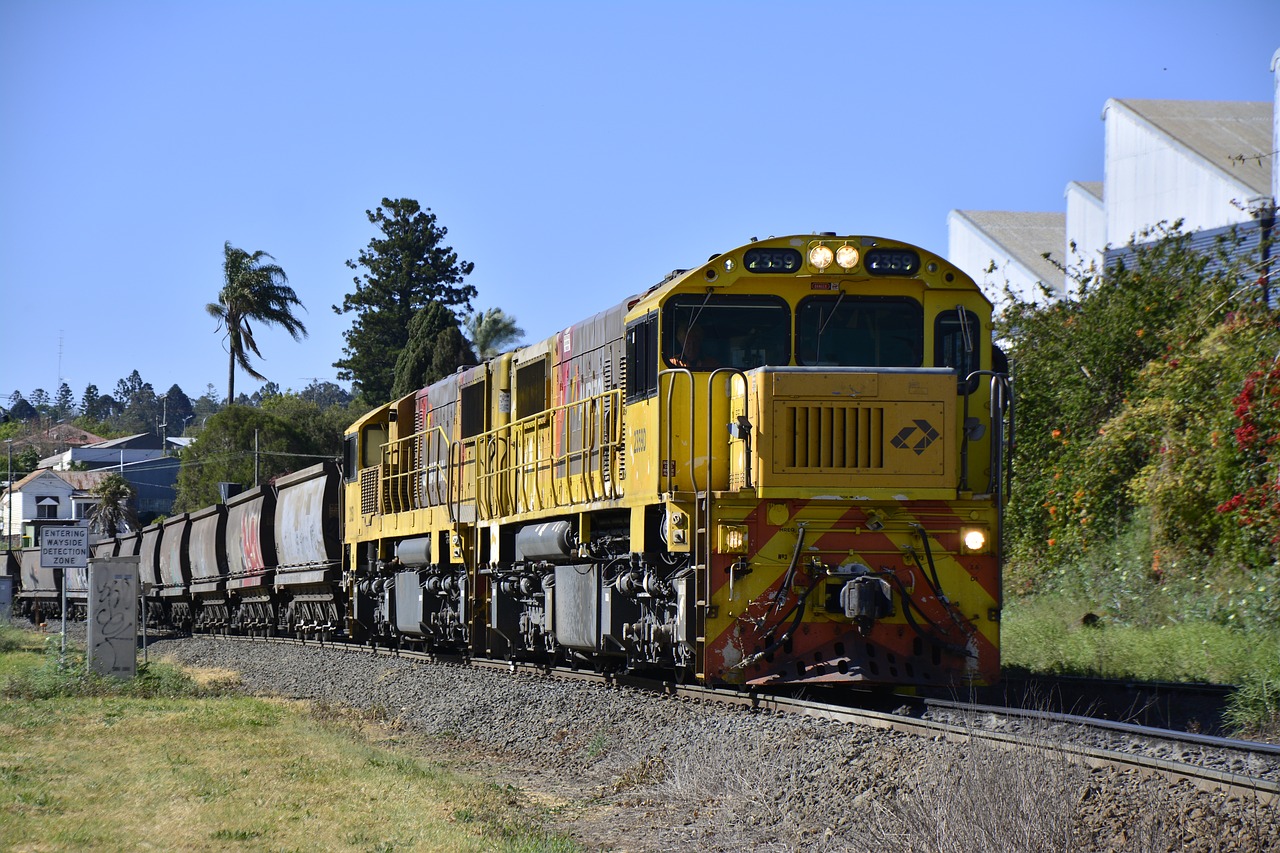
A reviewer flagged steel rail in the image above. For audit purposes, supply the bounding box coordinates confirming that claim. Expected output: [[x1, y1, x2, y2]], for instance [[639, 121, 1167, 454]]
[[923, 695, 1280, 758], [200, 632, 1279, 805]]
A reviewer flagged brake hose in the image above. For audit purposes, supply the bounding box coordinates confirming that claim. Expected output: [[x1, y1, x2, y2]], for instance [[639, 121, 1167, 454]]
[[771, 523, 807, 612]]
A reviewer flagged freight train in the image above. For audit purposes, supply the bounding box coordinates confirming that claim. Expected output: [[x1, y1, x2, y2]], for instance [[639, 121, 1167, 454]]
[[6, 465, 340, 637], [8, 233, 1011, 690]]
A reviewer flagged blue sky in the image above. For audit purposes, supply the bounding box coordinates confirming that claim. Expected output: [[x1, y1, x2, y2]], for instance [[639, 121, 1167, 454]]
[[2, 1, 1277, 407]]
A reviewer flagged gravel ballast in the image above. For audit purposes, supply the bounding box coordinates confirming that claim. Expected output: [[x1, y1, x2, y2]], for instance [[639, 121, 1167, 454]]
[[146, 635, 1278, 852]]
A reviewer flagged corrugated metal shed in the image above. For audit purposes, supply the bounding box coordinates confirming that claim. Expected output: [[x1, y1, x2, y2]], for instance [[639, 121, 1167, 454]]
[[1105, 219, 1273, 306]]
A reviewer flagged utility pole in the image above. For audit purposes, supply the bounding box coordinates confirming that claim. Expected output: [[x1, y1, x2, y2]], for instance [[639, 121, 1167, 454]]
[[5, 439, 12, 555], [158, 394, 167, 454], [254, 428, 260, 487]]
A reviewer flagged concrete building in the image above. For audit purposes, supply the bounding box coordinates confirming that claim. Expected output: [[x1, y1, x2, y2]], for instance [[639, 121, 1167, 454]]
[[1100, 98, 1272, 255], [949, 49, 1279, 306], [947, 210, 1068, 304]]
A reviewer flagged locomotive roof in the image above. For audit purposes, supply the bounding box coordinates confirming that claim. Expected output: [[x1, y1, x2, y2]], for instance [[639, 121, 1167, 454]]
[[347, 232, 985, 431], [624, 233, 984, 316]]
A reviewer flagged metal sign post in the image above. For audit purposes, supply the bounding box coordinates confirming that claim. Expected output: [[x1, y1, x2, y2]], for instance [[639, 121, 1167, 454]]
[[40, 524, 88, 659]]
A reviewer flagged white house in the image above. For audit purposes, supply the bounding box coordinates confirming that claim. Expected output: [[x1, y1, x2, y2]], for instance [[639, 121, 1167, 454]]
[[1, 469, 113, 547]]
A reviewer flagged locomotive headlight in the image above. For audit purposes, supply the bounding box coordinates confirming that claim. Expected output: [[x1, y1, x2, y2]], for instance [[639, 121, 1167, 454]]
[[808, 244, 834, 270], [717, 524, 749, 554], [961, 527, 989, 553], [835, 245, 860, 269]]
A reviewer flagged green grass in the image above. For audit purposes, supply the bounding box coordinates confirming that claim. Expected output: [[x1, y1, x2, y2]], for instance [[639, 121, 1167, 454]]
[[1002, 594, 1280, 737], [1001, 594, 1267, 682], [0, 622, 579, 853], [1003, 513, 1280, 738]]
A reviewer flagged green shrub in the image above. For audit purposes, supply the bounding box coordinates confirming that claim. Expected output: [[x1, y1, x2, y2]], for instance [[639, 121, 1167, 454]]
[[1000, 224, 1278, 576]]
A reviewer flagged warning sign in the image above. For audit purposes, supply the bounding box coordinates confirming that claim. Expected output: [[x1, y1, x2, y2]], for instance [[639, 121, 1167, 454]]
[[41, 525, 89, 569]]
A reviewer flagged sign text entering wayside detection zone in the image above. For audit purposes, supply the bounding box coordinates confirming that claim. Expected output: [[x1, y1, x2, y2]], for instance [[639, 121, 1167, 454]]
[[40, 526, 89, 568]]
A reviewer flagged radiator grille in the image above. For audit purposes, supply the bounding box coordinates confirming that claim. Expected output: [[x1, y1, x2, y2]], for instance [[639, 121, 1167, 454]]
[[360, 467, 380, 515], [782, 404, 884, 470]]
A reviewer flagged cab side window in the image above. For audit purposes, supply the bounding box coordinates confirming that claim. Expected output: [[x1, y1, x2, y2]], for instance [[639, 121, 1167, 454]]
[[361, 424, 387, 469], [626, 311, 659, 402], [935, 309, 981, 393], [343, 434, 358, 481]]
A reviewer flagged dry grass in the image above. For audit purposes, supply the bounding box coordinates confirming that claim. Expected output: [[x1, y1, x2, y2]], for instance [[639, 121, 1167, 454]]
[[0, 625, 577, 853], [860, 736, 1095, 852], [644, 726, 833, 849], [0, 693, 574, 851], [630, 711, 1280, 852], [625, 719, 1179, 852], [182, 664, 244, 691]]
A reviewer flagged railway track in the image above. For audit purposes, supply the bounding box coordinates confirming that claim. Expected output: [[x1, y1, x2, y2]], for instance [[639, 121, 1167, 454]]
[[978, 671, 1237, 734], [205, 631, 1280, 806], [915, 695, 1280, 803]]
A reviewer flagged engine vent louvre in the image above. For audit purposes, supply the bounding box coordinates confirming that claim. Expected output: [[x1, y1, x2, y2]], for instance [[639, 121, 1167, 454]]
[[785, 404, 885, 470], [615, 350, 626, 481], [360, 467, 380, 515]]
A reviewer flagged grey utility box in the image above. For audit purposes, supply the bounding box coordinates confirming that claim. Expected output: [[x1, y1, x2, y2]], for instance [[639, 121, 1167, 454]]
[[87, 556, 139, 679]]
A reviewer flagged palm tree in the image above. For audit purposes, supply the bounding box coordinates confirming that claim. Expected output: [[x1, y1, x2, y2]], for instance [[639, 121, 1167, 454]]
[[88, 474, 138, 536], [207, 242, 308, 403], [464, 307, 525, 360]]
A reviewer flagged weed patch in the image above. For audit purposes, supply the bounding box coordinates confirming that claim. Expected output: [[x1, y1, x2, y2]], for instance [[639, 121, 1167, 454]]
[[1, 635, 217, 701]]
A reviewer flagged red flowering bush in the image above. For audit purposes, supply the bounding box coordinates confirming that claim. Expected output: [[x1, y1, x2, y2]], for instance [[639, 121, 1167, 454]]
[[1217, 364, 1280, 559]]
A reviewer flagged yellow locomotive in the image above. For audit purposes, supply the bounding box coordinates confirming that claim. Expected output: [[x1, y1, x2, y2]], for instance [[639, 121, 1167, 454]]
[[343, 234, 1009, 689]]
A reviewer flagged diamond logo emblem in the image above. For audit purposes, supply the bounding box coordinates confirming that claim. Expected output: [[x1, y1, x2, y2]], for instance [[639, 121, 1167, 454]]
[[890, 419, 939, 455]]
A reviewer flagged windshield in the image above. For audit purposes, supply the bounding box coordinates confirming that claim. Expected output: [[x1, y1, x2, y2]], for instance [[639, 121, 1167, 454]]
[[795, 296, 922, 367], [663, 294, 790, 371]]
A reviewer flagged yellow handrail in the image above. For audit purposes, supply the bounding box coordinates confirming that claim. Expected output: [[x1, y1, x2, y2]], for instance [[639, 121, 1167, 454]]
[[376, 390, 625, 524]]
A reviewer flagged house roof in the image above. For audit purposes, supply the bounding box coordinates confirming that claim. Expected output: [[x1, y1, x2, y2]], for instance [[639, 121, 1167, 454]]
[[6, 423, 108, 453], [1109, 99, 1273, 197], [56, 470, 115, 491], [47, 424, 107, 446], [952, 210, 1066, 287], [4, 467, 114, 496], [9, 469, 53, 492], [88, 433, 161, 450]]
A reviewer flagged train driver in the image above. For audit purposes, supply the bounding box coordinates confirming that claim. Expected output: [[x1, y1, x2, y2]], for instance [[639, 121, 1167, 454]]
[[670, 321, 720, 371]]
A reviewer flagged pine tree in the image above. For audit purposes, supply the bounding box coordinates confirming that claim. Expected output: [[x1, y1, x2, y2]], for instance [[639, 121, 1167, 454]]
[[53, 382, 75, 419], [390, 303, 478, 399], [334, 198, 475, 404]]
